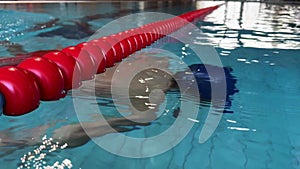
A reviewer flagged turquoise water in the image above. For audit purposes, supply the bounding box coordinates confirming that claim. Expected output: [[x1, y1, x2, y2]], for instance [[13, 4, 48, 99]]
[[0, 1, 300, 169]]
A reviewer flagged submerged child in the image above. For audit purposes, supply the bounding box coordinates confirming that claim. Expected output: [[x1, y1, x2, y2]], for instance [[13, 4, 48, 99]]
[[0, 54, 238, 151], [51, 54, 238, 147]]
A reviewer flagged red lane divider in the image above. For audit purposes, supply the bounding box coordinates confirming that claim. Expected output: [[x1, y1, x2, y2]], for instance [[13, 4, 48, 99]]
[[77, 42, 106, 74], [18, 57, 66, 101], [0, 5, 221, 116], [62, 46, 96, 81], [43, 51, 82, 90], [0, 66, 40, 116]]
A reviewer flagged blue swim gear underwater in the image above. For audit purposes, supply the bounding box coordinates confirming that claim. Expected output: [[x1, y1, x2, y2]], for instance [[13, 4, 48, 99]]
[[175, 64, 239, 113]]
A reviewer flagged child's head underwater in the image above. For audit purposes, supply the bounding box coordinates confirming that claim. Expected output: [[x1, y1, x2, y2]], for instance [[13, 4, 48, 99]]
[[174, 64, 239, 112], [125, 63, 239, 113]]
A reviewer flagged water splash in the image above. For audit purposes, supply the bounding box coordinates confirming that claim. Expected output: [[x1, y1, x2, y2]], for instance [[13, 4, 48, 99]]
[[17, 135, 72, 169]]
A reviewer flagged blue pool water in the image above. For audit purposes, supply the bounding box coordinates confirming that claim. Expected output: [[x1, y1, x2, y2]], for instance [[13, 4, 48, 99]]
[[0, 1, 300, 169]]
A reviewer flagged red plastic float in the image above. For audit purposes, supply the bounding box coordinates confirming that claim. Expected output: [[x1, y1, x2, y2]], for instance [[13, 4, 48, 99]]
[[0, 5, 221, 116], [125, 33, 138, 55], [77, 42, 106, 74], [18, 57, 65, 101], [62, 46, 96, 80], [101, 36, 123, 62], [43, 51, 82, 90], [90, 39, 115, 67], [0, 66, 40, 116], [111, 33, 130, 59]]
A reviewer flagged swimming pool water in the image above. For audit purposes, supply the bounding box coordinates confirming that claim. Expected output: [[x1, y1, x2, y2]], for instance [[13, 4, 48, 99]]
[[0, 1, 300, 169]]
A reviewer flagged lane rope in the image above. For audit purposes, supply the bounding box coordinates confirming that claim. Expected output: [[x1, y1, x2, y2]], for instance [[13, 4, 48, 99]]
[[0, 5, 221, 116]]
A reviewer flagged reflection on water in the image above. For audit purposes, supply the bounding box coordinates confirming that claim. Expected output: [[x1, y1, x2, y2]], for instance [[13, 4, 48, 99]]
[[195, 1, 300, 49], [194, 1, 300, 169]]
